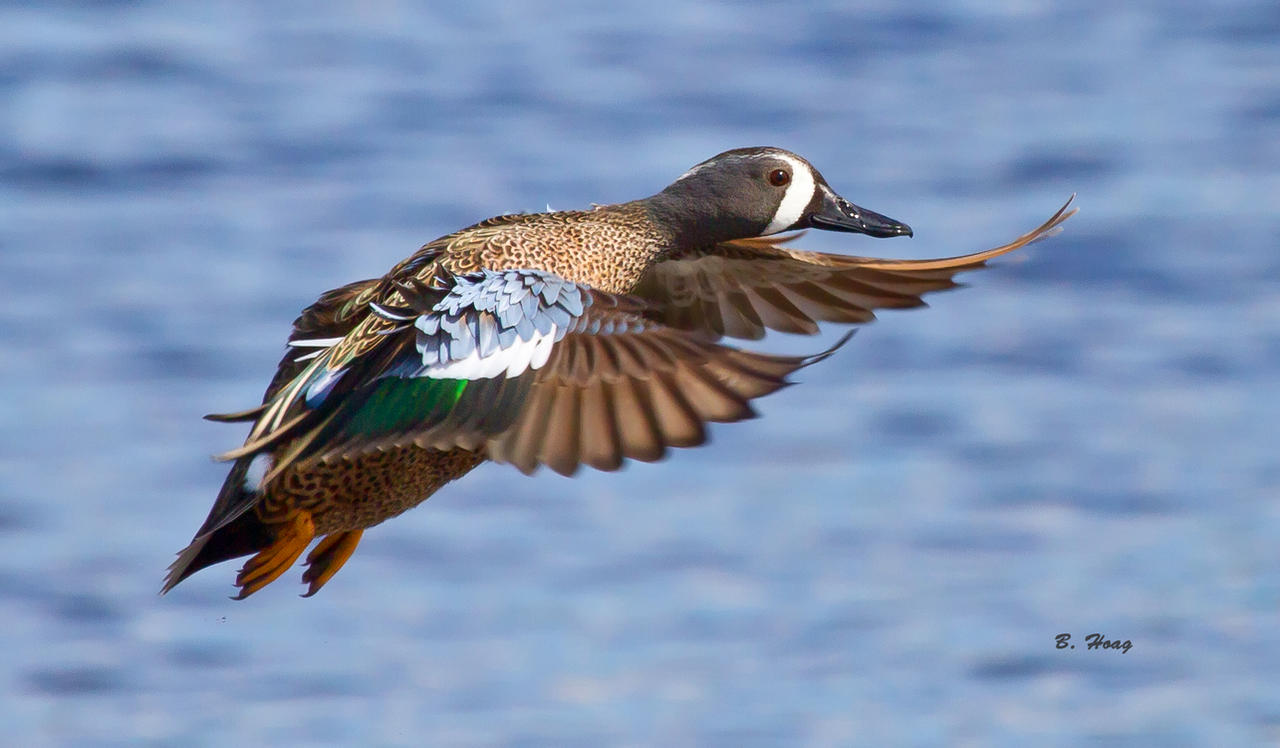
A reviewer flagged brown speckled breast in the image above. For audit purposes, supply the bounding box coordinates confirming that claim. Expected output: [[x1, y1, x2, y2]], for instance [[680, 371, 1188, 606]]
[[259, 447, 485, 534]]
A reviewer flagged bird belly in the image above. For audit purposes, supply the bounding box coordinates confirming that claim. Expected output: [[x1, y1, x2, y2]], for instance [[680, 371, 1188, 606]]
[[260, 446, 486, 534]]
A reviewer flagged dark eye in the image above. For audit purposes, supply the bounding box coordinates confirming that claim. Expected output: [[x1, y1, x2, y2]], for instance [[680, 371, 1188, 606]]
[[767, 169, 791, 187]]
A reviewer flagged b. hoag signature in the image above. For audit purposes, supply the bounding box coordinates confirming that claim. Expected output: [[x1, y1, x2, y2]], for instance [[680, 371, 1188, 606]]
[[1055, 633, 1132, 654]]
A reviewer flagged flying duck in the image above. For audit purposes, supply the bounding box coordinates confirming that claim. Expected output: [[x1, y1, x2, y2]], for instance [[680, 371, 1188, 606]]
[[163, 146, 1075, 598]]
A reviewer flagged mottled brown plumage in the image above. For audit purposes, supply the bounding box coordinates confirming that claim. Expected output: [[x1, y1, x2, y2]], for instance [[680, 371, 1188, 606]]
[[164, 146, 1075, 598]]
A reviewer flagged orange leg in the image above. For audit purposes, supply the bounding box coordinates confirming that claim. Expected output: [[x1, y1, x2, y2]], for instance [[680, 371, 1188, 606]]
[[301, 529, 364, 597], [233, 511, 315, 599]]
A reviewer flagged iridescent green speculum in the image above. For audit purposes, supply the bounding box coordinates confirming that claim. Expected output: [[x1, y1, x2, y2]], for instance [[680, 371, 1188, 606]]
[[343, 377, 469, 436]]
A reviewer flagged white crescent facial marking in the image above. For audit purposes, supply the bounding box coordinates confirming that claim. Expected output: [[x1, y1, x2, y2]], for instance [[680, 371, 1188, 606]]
[[425, 325, 560, 380], [763, 153, 816, 236]]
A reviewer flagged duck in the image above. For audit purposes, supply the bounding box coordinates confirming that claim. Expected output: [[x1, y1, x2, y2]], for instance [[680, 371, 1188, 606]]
[[162, 146, 1075, 599]]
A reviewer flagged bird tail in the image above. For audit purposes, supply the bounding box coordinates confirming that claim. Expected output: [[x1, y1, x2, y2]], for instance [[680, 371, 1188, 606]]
[[161, 458, 273, 594]]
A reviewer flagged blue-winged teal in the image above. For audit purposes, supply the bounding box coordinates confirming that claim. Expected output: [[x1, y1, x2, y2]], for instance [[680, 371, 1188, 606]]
[[163, 147, 1075, 598]]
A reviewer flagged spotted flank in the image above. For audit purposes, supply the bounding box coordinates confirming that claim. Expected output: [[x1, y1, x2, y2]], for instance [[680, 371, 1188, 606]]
[[164, 145, 1076, 599]]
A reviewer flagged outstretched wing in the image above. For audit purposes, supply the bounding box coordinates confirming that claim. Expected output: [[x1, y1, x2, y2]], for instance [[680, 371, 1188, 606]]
[[219, 268, 847, 480], [485, 288, 846, 475], [633, 196, 1077, 340]]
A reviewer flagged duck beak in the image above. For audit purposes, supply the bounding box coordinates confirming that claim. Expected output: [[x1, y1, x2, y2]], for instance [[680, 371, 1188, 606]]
[[809, 186, 912, 238]]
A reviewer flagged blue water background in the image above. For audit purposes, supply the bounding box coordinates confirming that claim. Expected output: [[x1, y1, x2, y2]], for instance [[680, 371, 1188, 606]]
[[1, 1, 1277, 745]]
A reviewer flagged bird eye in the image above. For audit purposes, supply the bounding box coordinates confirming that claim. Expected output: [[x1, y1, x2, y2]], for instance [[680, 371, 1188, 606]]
[[767, 169, 791, 187]]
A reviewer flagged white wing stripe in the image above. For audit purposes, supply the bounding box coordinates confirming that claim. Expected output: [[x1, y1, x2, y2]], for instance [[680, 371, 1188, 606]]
[[426, 325, 559, 380], [529, 328, 557, 370]]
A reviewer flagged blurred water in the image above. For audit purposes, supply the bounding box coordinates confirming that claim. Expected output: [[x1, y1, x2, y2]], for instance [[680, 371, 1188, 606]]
[[1, 1, 1277, 745]]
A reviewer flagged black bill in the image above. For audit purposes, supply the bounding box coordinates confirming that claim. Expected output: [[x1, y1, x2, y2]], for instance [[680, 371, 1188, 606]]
[[809, 187, 912, 238]]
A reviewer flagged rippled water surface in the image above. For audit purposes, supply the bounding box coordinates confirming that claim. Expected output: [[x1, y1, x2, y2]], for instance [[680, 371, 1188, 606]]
[[2, 1, 1277, 745]]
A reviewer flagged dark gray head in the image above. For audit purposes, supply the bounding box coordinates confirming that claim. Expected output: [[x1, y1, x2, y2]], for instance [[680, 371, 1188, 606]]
[[646, 146, 912, 246]]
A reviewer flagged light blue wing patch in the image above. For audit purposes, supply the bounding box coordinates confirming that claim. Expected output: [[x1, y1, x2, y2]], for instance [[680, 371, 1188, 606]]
[[412, 269, 595, 379]]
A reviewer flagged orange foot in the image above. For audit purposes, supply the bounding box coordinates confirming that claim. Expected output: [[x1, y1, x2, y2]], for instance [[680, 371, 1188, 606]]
[[301, 529, 364, 597], [233, 511, 315, 599]]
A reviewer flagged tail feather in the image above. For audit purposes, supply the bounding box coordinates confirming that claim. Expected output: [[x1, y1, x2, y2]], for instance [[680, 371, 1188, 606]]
[[162, 458, 274, 594], [161, 508, 274, 594]]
